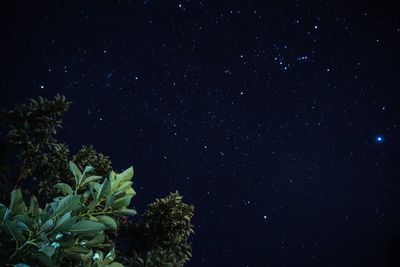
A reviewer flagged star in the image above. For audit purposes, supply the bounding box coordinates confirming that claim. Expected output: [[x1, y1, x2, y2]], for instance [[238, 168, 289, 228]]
[[375, 135, 384, 143]]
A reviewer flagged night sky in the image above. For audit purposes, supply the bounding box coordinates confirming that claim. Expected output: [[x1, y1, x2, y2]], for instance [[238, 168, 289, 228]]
[[1, 1, 400, 266]]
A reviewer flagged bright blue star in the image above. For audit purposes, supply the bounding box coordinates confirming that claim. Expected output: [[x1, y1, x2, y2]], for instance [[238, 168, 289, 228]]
[[375, 135, 384, 143]]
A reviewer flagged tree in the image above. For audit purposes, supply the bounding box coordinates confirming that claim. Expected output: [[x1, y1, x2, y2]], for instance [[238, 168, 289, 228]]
[[118, 192, 194, 267], [0, 95, 194, 266]]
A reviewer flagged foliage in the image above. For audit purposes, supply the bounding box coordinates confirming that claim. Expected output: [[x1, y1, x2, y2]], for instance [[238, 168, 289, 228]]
[[0, 95, 70, 200], [0, 96, 116, 203], [0, 95, 195, 267], [72, 145, 113, 178], [0, 94, 70, 182], [0, 161, 136, 266], [119, 192, 194, 267]]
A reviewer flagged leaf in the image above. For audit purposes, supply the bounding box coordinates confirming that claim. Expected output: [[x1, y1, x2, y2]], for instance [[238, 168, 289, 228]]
[[16, 221, 29, 230], [1, 220, 25, 243], [118, 166, 134, 183], [28, 196, 40, 216], [85, 233, 105, 246], [55, 212, 77, 232], [105, 195, 115, 209], [86, 199, 99, 210], [0, 204, 8, 222], [96, 215, 117, 231], [10, 189, 27, 215], [69, 161, 82, 186], [83, 165, 95, 174], [106, 262, 125, 267], [108, 171, 117, 183], [113, 208, 137, 216], [92, 251, 104, 261], [53, 183, 73, 196], [70, 220, 105, 233], [96, 178, 110, 201], [32, 251, 53, 267], [111, 167, 134, 192], [63, 245, 90, 256], [104, 248, 116, 262], [81, 175, 102, 187], [16, 264, 31, 267], [80, 249, 94, 262], [51, 195, 81, 219], [125, 187, 136, 197], [116, 181, 133, 193], [40, 219, 54, 232], [39, 241, 56, 257], [112, 195, 132, 210], [14, 214, 32, 230]]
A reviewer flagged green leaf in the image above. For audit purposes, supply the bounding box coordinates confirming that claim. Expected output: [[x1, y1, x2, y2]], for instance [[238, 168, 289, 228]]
[[16, 221, 29, 230], [80, 249, 94, 262], [86, 199, 99, 210], [125, 187, 136, 197], [111, 167, 134, 193], [63, 245, 90, 255], [108, 171, 117, 183], [14, 214, 32, 229], [116, 181, 133, 193], [40, 219, 54, 232], [81, 175, 102, 187], [53, 183, 73, 196], [118, 166, 134, 183], [106, 262, 125, 267], [10, 189, 27, 215], [39, 241, 56, 257], [1, 220, 25, 243], [96, 178, 110, 201], [83, 165, 95, 174], [16, 264, 31, 267], [70, 220, 105, 233], [113, 208, 137, 216], [112, 195, 132, 210], [96, 215, 117, 231], [105, 195, 115, 209], [55, 212, 77, 232], [85, 233, 105, 246], [0, 204, 8, 221], [51, 195, 81, 220], [92, 251, 104, 261], [32, 251, 53, 267], [69, 161, 82, 186], [28, 196, 40, 216]]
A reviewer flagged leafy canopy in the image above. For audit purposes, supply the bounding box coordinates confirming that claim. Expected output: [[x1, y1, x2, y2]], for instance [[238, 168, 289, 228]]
[[0, 161, 136, 267]]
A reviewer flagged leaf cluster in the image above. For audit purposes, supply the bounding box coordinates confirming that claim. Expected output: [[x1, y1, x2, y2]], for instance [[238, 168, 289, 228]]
[[0, 95, 70, 200], [72, 145, 113, 178], [0, 96, 119, 204], [0, 95, 195, 267], [119, 192, 194, 267], [0, 161, 136, 267]]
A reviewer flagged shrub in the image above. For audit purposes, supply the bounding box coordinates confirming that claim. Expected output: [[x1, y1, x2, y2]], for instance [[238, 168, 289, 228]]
[[0, 95, 194, 267]]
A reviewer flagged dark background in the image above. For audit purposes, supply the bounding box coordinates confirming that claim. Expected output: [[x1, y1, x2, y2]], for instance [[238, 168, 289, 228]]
[[1, 1, 400, 266]]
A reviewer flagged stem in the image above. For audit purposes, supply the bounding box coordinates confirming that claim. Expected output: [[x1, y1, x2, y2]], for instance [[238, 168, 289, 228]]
[[9, 231, 37, 263], [9, 236, 30, 261], [74, 185, 80, 195], [80, 209, 113, 217]]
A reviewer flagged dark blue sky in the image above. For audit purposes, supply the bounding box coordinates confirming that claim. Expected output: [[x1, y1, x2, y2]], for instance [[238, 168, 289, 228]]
[[1, 1, 400, 266]]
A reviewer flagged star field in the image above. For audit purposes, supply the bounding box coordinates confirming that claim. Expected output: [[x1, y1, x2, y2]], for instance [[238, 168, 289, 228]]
[[1, 1, 400, 266]]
